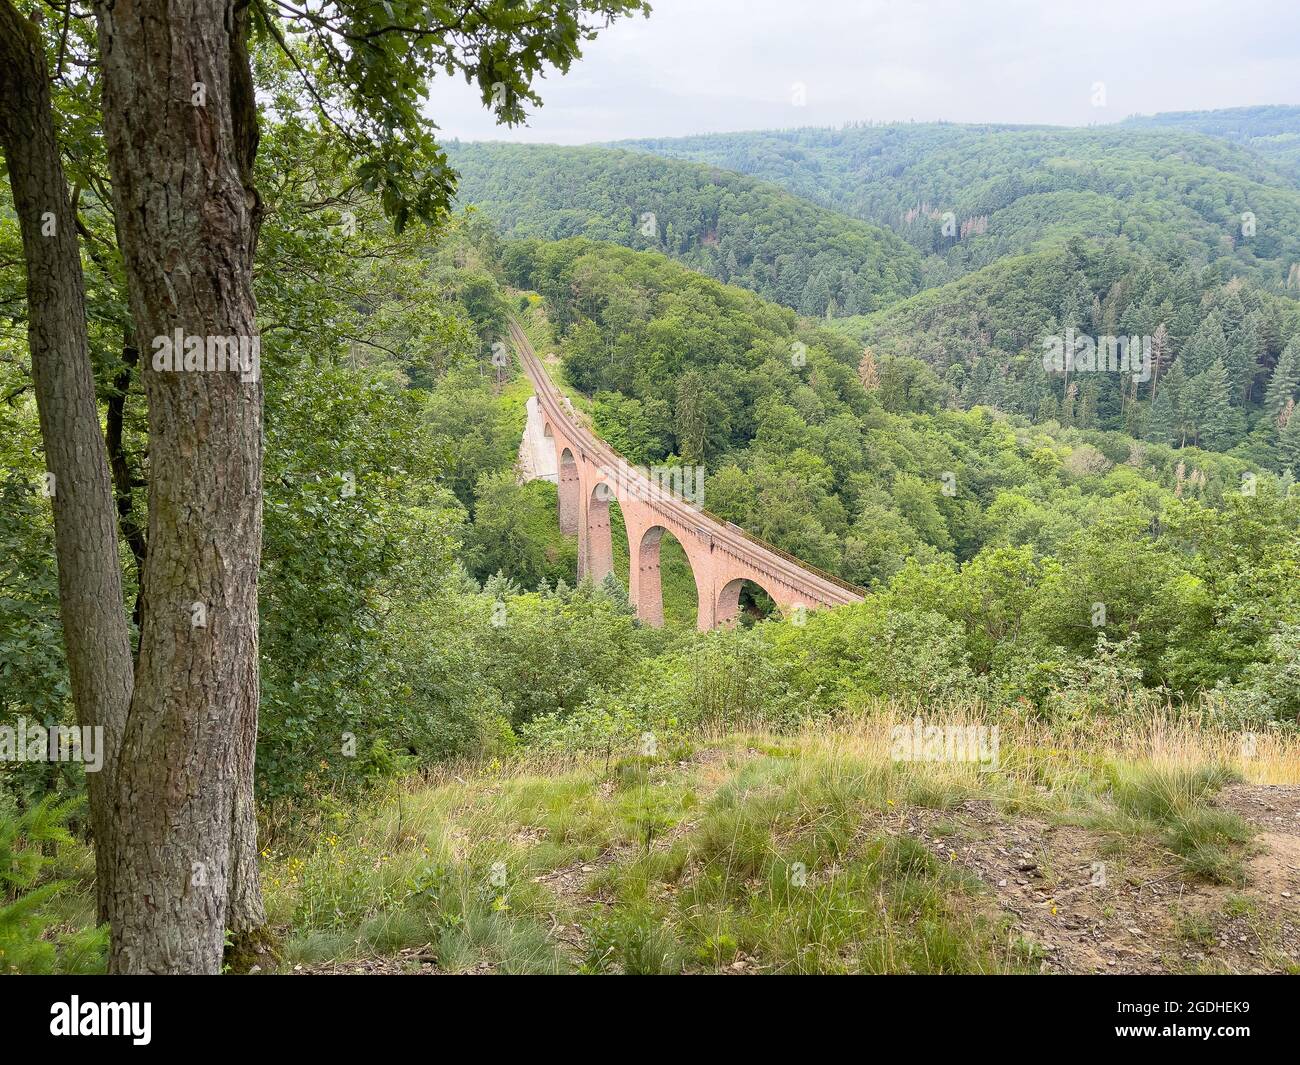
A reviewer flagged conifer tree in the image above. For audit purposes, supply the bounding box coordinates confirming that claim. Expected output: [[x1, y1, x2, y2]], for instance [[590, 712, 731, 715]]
[[1145, 386, 1175, 445], [1280, 405, 1300, 474], [1264, 339, 1300, 421], [1198, 358, 1241, 451], [1229, 312, 1264, 404], [1184, 313, 1228, 377]]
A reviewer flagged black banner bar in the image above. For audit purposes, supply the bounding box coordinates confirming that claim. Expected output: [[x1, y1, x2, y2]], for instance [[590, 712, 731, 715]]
[[2, 974, 1288, 1052]]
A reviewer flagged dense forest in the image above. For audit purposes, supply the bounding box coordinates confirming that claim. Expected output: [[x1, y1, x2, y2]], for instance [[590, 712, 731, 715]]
[[617, 123, 1300, 289], [503, 237, 1297, 708], [445, 125, 1300, 471], [1122, 105, 1300, 181], [446, 141, 922, 315], [2, 0, 1299, 980], [837, 239, 1300, 463]]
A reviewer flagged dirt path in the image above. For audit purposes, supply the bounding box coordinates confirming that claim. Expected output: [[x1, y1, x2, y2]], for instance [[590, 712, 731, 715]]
[[899, 784, 1299, 973]]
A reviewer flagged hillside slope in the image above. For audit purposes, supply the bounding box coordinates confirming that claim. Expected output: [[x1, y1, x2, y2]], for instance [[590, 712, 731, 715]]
[[269, 721, 1300, 975], [447, 141, 922, 316], [830, 239, 1300, 460], [1122, 106, 1300, 182], [617, 122, 1300, 288]]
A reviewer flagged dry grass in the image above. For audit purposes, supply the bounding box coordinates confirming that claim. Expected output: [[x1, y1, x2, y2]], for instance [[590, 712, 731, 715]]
[[261, 705, 1297, 974]]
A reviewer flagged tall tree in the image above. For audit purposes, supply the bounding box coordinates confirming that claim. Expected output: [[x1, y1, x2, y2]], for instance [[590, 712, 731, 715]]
[[1144, 384, 1175, 446], [1197, 358, 1240, 452], [1228, 311, 1264, 404], [1279, 402, 1300, 474], [88, 0, 647, 973], [0, 0, 134, 924], [5, 0, 648, 974], [1183, 313, 1228, 377], [92, 0, 266, 973], [1264, 338, 1300, 421], [1149, 321, 1171, 397]]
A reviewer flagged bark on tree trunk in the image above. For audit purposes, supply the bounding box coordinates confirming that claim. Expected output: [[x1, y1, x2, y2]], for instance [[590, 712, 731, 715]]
[[224, 0, 268, 949], [0, 0, 134, 926], [95, 0, 265, 973]]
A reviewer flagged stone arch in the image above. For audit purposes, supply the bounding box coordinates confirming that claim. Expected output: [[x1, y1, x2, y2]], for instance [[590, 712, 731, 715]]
[[557, 446, 579, 535], [633, 524, 700, 628], [582, 480, 615, 583], [716, 575, 782, 628]]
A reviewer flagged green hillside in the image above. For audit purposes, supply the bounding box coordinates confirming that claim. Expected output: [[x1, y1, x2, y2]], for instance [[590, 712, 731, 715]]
[[832, 239, 1300, 462], [617, 122, 1300, 289], [447, 141, 922, 315], [505, 237, 1299, 638], [1122, 106, 1300, 181]]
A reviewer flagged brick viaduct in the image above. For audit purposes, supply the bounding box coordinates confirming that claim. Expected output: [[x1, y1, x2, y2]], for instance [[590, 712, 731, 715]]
[[512, 321, 864, 630]]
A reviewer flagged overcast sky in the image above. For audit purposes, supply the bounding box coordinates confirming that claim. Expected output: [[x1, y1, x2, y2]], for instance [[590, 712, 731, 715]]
[[427, 0, 1300, 144]]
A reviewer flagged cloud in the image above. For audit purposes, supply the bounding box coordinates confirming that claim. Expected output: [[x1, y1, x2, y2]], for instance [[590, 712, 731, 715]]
[[429, 0, 1300, 144]]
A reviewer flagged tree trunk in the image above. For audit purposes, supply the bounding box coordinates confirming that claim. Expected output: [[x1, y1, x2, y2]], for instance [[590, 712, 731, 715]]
[[0, 0, 134, 925], [224, 0, 268, 951], [95, 0, 264, 973]]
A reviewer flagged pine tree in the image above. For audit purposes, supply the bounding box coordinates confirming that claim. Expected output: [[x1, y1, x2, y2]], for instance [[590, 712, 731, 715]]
[[1145, 385, 1175, 445], [1264, 339, 1300, 421], [1060, 277, 1086, 331], [1228, 312, 1264, 404], [599, 570, 632, 613], [1182, 370, 1210, 447], [1184, 313, 1228, 377], [1280, 407, 1300, 474], [1160, 358, 1189, 446], [1150, 322, 1172, 397], [859, 348, 880, 390], [1217, 287, 1247, 337], [1077, 380, 1098, 429], [799, 273, 831, 317], [1198, 358, 1241, 451]]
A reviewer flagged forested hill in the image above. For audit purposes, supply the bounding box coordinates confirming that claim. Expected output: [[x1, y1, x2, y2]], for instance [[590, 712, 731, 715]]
[[445, 141, 923, 316], [831, 238, 1300, 465], [615, 121, 1300, 288], [1121, 106, 1300, 181], [503, 237, 1290, 586]]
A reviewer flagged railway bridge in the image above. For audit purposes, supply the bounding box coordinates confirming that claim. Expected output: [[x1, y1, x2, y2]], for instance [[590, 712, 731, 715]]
[[512, 321, 864, 630]]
